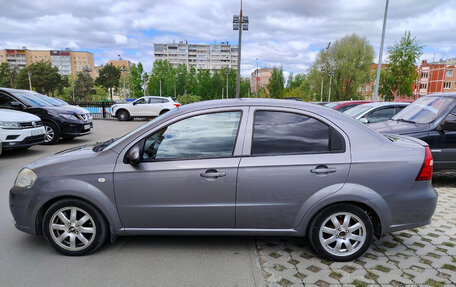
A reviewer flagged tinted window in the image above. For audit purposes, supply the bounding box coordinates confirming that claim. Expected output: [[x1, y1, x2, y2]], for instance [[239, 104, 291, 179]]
[[366, 107, 397, 123], [142, 111, 241, 160], [338, 104, 358, 113], [252, 111, 331, 155], [148, 98, 163, 104], [135, 98, 147, 104], [0, 93, 15, 107]]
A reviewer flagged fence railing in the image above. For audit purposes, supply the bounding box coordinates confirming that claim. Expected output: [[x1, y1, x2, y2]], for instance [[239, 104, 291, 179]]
[[69, 101, 116, 119]]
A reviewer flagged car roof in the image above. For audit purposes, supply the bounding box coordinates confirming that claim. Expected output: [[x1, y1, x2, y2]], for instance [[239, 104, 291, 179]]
[[425, 92, 456, 98], [357, 102, 409, 108]]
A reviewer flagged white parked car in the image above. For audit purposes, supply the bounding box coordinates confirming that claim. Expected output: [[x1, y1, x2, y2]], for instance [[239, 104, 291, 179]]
[[0, 109, 46, 151], [110, 96, 180, 121]]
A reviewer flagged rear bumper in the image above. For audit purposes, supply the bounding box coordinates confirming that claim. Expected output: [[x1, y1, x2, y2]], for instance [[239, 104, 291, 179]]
[[383, 181, 437, 234]]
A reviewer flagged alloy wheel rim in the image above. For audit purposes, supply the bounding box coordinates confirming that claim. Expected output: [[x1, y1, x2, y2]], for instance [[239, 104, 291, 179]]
[[318, 212, 366, 256], [49, 207, 96, 251], [44, 126, 54, 142]]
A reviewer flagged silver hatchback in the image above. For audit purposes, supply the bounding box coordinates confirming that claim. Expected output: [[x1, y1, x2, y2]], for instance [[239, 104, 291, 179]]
[[9, 99, 437, 261]]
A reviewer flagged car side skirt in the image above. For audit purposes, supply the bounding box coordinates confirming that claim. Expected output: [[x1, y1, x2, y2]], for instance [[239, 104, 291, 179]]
[[121, 228, 298, 236]]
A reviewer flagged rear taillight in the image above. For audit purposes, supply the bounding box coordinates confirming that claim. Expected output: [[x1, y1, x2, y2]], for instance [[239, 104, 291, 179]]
[[416, 146, 433, 181], [174, 104, 180, 107]]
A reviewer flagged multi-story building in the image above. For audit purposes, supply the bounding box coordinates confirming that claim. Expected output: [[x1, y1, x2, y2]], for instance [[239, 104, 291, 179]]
[[70, 51, 95, 78], [154, 41, 238, 72], [0, 49, 95, 78], [250, 68, 272, 95], [416, 60, 456, 95], [50, 50, 71, 75], [107, 60, 131, 70]]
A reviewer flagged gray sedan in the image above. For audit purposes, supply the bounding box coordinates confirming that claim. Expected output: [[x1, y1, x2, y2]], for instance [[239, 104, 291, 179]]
[[9, 99, 437, 261], [344, 102, 409, 124]]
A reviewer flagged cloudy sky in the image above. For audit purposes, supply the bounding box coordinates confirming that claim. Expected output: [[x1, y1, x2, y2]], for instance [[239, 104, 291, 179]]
[[1, 0, 455, 77]]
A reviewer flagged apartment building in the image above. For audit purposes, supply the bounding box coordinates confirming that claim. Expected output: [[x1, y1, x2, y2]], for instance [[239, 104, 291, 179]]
[[250, 68, 272, 95], [0, 49, 95, 78], [107, 60, 131, 70], [417, 60, 456, 95], [154, 41, 238, 71]]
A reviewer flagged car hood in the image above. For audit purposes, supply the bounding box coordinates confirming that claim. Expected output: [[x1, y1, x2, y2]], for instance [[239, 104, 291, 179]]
[[368, 120, 430, 135], [43, 105, 89, 115], [0, 109, 41, 122]]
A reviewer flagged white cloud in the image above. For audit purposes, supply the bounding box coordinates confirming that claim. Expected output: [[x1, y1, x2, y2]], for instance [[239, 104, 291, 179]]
[[0, 0, 456, 76]]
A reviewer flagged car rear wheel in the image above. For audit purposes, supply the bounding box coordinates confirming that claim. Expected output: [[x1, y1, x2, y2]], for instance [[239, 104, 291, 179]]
[[116, 110, 130, 121], [42, 199, 108, 256], [43, 121, 60, 145], [159, 109, 169, 115], [308, 204, 373, 262]]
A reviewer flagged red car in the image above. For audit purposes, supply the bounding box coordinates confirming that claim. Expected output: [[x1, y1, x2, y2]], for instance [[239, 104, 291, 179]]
[[325, 100, 373, 112]]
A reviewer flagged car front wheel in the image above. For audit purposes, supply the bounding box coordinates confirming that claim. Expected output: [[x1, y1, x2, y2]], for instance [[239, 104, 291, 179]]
[[308, 204, 373, 262], [43, 121, 60, 145], [42, 199, 108, 256], [116, 110, 130, 121]]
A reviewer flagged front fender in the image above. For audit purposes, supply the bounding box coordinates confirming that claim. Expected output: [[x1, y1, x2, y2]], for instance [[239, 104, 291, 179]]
[[295, 183, 390, 237], [32, 177, 123, 234]]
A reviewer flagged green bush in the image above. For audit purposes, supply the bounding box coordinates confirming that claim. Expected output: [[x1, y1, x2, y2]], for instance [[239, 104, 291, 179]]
[[177, 93, 202, 105]]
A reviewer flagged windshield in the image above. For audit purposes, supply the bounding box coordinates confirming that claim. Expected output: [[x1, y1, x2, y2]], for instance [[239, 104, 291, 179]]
[[8, 90, 57, 107], [392, 96, 454, 124], [343, 104, 374, 118]]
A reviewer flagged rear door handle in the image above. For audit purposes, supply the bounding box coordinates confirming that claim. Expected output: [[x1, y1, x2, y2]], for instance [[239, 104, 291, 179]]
[[310, 166, 336, 174], [200, 169, 226, 178]]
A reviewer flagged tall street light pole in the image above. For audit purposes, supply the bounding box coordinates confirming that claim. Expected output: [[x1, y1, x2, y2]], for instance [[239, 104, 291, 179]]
[[319, 42, 331, 102], [233, 0, 248, 99], [28, 71, 32, 90], [373, 0, 389, 102], [256, 57, 259, 98], [327, 58, 337, 102], [225, 68, 230, 98], [120, 67, 126, 99]]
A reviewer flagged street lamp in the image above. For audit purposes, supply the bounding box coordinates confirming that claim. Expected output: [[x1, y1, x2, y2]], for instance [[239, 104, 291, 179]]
[[256, 57, 259, 98], [225, 68, 230, 98], [327, 57, 337, 102], [233, 0, 248, 99], [319, 42, 331, 102], [120, 66, 126, 99], [27, 71, 32, 91], [373, 0, 389, 102]]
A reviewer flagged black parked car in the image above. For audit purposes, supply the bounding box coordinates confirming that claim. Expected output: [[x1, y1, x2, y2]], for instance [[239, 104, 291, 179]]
[[0, 88, 93, 144], [369, 93, 456, 170]]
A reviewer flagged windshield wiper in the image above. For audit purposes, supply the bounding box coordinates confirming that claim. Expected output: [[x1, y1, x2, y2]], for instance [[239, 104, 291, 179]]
[[93, 138, 117, 152], [393, 118, 416, 124]]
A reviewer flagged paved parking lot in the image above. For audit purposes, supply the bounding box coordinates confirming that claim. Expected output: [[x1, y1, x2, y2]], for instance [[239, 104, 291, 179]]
[[1, 120, 455, 287], [256, 174, 456, 287]]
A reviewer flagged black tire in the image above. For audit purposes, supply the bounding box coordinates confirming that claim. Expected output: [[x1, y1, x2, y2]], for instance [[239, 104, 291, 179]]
[[61, 135, 76, 140], [308, 204, 373, 262], [43, 121, 60, 145], [116, 110, 130, 121], [159, 109, 169, 115], [42, 199, 108, 256]]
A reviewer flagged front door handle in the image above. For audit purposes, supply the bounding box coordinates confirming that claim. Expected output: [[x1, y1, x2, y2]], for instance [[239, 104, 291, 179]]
[[200, 169, 226, 178], [310, 165, 336, 174]]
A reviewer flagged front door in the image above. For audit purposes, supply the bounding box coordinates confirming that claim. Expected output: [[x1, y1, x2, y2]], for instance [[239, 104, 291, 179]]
[[129, 97, 148, 116], [236, 108, 351, 229], [429, 107, 456, 169], [113, 109, 246, 228]]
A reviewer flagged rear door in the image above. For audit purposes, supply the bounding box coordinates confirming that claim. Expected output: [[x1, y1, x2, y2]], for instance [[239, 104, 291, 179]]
[[236, 107, 351, 229]]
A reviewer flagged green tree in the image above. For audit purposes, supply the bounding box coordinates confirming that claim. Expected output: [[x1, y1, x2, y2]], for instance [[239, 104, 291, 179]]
[[379, 31, 423, 101], [267, 67, 285, 98], [74, 72, 94, 101], [0, 62, 11, 87], [15, 61, 65, 95], [128, 62, 145, 98], [308, 33, 374, 101], [96, 64, 121, 101], [148, 60, 175, 97]]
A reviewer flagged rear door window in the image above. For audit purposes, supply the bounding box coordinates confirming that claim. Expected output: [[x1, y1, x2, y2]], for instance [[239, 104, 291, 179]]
[[366, 107, 397, 123], [251, 111, 344, 156]]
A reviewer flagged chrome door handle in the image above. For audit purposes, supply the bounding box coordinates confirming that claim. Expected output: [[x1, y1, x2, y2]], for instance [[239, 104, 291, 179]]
[[200, 170, 226, 178], [310, 166, 336, 174]]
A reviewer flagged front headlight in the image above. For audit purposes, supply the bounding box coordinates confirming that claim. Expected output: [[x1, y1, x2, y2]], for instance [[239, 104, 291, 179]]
[[59, 114, 79, 121], [14, 168, 37, 189], [0, 121, 22, 129]]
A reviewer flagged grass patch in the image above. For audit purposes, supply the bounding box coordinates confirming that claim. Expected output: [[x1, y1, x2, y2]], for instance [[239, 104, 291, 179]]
[[442, 264, 456, 271], [352, 279, 368, 287], [375, 265, 391, 273], [277, 278, 293, 287], [329, 271, 343, 280], [364, 271, 379, 280], [424, 278, 445, 287], [443, 242, 455, 247]]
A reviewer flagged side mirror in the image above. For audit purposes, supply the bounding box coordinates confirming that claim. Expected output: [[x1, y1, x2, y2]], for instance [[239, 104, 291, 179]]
[[132, 102, 137, 106], [11, 102, 23, 109], [126, 144, 141, 166], [358, 118, 368, 124]]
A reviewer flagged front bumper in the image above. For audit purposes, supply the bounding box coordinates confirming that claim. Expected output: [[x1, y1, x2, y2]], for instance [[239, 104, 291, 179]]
[[60, 121, 93, 137], [2, 135, 45, 150], [9, 186, 38, 235]]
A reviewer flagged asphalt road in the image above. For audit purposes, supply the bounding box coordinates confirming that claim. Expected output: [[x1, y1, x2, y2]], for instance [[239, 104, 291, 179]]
[[0, 120, 262, 287]]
